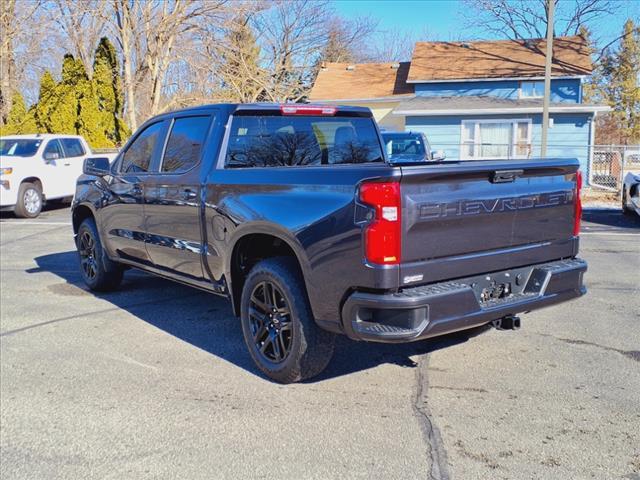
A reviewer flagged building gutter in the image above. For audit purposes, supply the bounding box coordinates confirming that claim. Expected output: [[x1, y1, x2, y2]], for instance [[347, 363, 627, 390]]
[[405, 75, 588, 84], [393, 105, 612, 116]]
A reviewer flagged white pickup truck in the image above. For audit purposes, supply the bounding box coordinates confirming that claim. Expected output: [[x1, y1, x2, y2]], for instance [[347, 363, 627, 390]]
[[0, 134, 118, 218]]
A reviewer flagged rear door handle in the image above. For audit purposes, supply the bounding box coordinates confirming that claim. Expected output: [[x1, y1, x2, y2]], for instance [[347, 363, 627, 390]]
[[182, 189, 197, 200]]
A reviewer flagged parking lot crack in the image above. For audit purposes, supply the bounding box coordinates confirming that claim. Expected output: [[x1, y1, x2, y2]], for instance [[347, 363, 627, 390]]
[[539, 334, 640, 363], [413, 354, 451, 480]]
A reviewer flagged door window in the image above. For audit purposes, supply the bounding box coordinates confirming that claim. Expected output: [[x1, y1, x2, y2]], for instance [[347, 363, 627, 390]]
[[161, 116, 212, 173], [120, 122, 163, 173], [60, 138, 86, 157], [44, 140, 64, 159]]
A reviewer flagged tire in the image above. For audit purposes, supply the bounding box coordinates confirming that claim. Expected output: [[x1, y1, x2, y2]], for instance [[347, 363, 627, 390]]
[[240, 257, 335, 383], [622, 190, 633, 215], [14, 182, 43, 218], [76, 218, 124, 291]]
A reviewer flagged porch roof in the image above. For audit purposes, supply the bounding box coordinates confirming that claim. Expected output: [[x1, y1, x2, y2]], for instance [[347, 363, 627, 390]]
[[393, 96, 611, 116]]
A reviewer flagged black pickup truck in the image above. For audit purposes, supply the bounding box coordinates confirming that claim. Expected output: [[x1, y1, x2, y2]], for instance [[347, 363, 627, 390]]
[[72, 103, 587, 383]]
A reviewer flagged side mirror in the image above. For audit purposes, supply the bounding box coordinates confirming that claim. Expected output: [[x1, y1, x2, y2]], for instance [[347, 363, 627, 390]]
[[83, 157, 111, 176], [44, 152, 60, 161], [431, 149, 446, 161]]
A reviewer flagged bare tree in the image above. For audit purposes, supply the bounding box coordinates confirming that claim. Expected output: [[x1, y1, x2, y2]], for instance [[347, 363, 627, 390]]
[[0, 0, 46, 123], [111, 0, 139, 130], [109, 0, 228, 130], [363, 30, 419, 62], [54, 0, 108, 78], [253, 0, 333, 102], [319, 15, 378, 64], [462, 0, 616, 40]]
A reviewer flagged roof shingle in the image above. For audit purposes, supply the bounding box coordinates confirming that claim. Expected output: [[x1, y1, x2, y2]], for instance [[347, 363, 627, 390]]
[[408, 35, 592, 82], [308, 61, 414, 101]]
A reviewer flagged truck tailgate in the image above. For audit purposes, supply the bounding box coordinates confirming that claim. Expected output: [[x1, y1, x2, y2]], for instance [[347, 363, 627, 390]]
[[399, 159, 580, 287]]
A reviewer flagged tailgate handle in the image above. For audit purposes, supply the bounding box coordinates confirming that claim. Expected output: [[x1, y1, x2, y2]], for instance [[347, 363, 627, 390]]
[[491, 169, 524, 183]]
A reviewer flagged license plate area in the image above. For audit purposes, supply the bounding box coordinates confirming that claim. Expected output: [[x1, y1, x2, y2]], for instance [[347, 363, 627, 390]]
[[463, 265, 536, 305]]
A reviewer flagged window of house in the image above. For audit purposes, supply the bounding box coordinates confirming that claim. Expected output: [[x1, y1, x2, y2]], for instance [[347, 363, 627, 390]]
[[119, 122, 163, 173], [461, 119, 531, 159], [520, 81, 544, 98], [60, 138, 86, 157], [161, 116, 212, 173]]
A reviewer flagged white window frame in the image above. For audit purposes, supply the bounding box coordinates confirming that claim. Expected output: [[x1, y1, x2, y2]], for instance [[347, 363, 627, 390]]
[[460, 118, 532, 160], [519, 80, 544, 99]]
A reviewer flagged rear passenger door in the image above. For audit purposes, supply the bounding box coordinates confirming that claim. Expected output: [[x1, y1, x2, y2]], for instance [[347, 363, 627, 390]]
[[144, 113, 215, 279]]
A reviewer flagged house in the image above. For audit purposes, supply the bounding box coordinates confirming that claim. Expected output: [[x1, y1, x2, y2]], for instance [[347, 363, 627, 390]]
[[309, 35, 610, 172], [309, 61, 414, 131]]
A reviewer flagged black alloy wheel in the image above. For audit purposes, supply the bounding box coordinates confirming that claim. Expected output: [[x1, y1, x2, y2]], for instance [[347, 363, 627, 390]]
[[78, 230, 98, 281], [240, 257, 336, 383], [76, 218, 123, 291], [248, 281, 293, 363]]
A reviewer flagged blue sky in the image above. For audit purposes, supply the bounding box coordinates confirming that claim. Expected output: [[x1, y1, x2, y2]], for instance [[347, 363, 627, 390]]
[[333, 0, 639, 46]]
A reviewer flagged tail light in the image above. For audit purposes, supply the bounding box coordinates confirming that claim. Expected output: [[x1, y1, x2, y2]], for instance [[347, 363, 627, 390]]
[[359, 181, 401, 264], [574, 170, 582, 236]]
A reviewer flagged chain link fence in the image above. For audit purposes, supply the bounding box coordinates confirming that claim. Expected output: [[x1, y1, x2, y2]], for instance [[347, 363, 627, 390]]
[[588, 145, 640, 197]]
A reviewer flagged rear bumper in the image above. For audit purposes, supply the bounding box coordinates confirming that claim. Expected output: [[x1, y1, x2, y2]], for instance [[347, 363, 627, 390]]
[[341, 258, 587, 342]]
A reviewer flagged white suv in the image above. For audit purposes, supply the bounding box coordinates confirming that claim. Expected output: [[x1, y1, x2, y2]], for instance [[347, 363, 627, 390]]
[[0, 134, 116, 218]]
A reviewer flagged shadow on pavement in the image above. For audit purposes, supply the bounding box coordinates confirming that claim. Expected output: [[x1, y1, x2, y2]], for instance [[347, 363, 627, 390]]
[[0, 201, 70, 219], [30, 250, 478, 383], [582, 208, 640, 229]]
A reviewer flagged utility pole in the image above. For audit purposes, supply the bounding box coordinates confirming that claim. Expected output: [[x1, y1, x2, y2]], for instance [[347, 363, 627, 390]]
[[541, 0, 555, 157]]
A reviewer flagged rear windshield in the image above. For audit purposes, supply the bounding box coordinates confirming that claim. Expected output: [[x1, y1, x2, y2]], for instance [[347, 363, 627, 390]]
[[0, 139, 42, 157], [225, 115, 383, 167], [382, 133, 429, 162]]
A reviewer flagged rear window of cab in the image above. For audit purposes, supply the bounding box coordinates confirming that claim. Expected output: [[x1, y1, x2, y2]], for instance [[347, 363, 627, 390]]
[[225, 115, 384, 168]]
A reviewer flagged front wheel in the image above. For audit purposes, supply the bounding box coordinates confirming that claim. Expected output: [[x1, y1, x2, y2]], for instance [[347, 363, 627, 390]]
[[240, 257, 335, 383], [14, 182, 43, 218], [76, 218, 124, 291]]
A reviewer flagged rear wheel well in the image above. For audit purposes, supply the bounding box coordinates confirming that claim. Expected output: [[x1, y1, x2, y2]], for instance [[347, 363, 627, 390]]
[[72, 205, 94, 234], [230, 234, 301, 316]]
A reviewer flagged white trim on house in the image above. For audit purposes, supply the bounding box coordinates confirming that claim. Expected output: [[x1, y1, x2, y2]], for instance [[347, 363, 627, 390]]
[[406, 75, 588, 84], [393, 105, 611, 116], [459, 118, 533, 160]]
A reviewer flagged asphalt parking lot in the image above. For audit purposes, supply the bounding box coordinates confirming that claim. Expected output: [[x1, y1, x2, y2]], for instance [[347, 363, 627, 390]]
[[1, 205, 639, 480]]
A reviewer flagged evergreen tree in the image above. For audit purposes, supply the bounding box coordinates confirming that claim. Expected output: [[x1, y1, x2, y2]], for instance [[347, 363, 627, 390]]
[[93, 37, 128, 144], [0, 92, 37, 135], [78, 75, 110, 148], [600, 20, 640, 144], [613, 20, 640, 144], [47, 55, 83, 135], [34, 70, 58, 133]]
